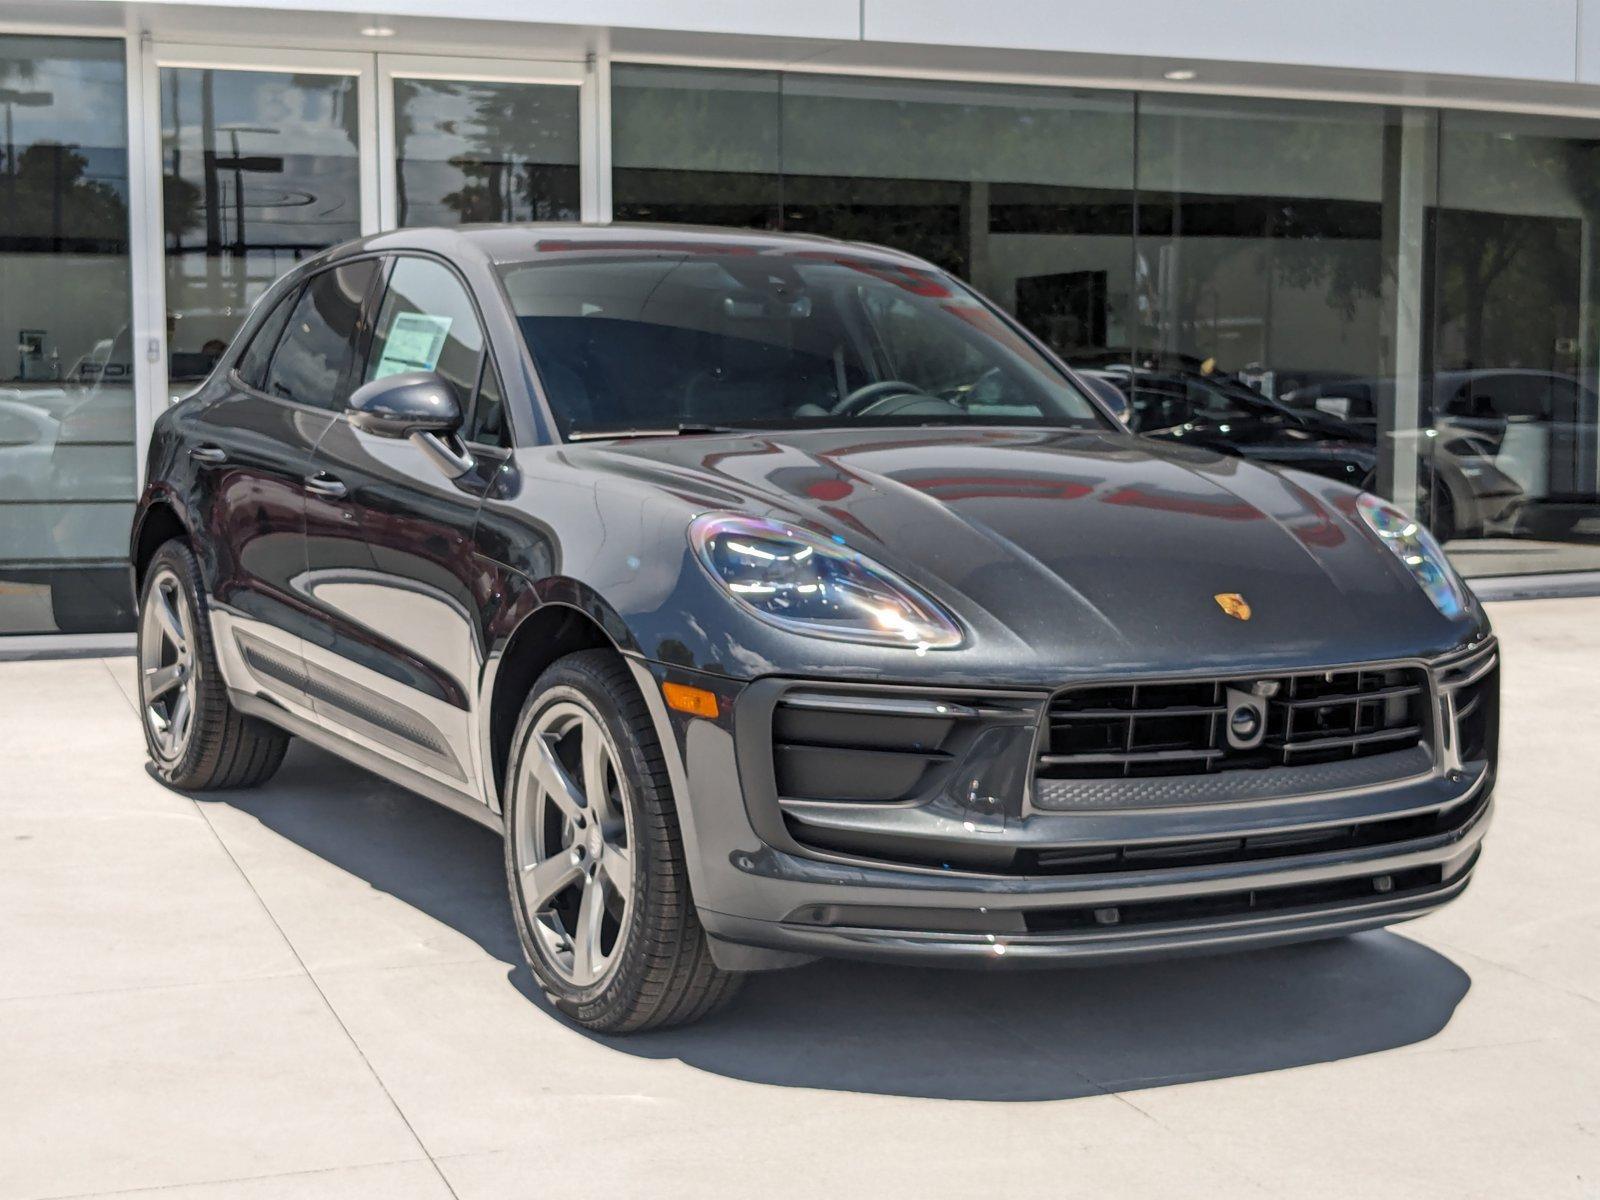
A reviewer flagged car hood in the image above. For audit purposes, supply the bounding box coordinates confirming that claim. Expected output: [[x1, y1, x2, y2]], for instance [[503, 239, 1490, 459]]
[[578, 426, 1484, 677]]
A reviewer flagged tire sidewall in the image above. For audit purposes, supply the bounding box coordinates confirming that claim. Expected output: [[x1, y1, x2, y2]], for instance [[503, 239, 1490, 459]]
[[503, 662, 655, 1019]]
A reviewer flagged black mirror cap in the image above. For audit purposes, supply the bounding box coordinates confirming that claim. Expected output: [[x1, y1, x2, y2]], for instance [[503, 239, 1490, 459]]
[[347, 371, 463, 439]]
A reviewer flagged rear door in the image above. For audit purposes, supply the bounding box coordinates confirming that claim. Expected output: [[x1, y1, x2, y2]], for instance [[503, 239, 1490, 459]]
[[181, 260, 379, 718], [299, 254, 506, 800]]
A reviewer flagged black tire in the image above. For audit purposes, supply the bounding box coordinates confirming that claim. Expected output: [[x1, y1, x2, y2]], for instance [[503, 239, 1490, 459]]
[[1420, 473, 1459, 543], [503, 649, 742, 1033], [137, 539, 290, 790]]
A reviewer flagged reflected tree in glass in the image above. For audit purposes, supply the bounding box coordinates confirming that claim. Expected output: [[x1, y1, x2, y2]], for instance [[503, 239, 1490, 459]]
[[393, 78, 579, 228], [160, 66, 363, 397], [0, 36, 135, 633]]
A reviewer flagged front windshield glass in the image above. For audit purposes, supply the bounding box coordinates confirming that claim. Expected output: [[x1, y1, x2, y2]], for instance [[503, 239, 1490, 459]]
[[495, 249, 1107, 438]]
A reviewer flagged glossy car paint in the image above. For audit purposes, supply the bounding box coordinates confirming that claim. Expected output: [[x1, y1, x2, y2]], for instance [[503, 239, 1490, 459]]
[[133, 224, 1496, 971]]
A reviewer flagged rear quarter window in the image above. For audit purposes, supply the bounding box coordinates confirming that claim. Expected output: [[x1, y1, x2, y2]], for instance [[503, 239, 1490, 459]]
[[234, 287, 300, 391], [263, 260, 380, 409]]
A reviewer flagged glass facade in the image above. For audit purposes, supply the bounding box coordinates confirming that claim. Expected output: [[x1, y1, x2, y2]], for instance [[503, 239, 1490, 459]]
[[8, 46, 1600, 638], [0, 36, 133, 634], [1426, 111, 1600, 573], [614, 64, 1600, 579], [160, 67, 364, 402], [393, 77, 580, 227]]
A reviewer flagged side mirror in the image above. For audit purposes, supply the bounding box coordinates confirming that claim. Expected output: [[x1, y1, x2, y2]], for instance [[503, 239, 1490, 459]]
[[347, 371, 473, 477], [348, 371, 462, 438]]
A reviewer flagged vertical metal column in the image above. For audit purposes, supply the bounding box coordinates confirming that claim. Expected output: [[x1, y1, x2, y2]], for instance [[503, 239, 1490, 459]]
[[1379, 107, 1437, 516]]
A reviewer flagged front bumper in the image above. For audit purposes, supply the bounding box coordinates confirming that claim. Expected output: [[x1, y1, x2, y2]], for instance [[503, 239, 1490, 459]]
[[630, 641, 1497, 970]]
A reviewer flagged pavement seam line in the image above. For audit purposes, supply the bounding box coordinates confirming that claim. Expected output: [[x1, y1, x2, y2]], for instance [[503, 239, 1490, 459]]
[[944, 986, 1275, 1194], [100, 656, 139, 713], [1430, 933, 1600, 1011], [97, 659, 459, 1200], [0, 969, 310, 1007], [187, 798, 463, 1199], [32, 1155, 441, 1200]]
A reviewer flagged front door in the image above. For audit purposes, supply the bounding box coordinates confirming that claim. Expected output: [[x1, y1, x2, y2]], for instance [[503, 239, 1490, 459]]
[[186, 256, 381, 722], [300, 254, 506, 800]]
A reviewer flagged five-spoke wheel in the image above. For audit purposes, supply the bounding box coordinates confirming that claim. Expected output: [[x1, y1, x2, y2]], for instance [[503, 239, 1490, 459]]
[[503, 650, 742, 1032], [139, 565, 198, 764], [517, 701, 635, 987], [135, 538, 289, 790]]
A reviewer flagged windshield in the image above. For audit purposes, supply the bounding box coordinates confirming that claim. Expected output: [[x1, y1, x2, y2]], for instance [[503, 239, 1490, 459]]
[[496, 250, 1107, 438]]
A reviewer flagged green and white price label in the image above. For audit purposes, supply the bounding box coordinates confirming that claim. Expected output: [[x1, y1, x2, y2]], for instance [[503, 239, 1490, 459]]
[[373, 312, 453, 379]]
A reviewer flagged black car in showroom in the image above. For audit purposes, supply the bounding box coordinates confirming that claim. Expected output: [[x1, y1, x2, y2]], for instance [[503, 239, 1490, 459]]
[[130, 225, 1498, 1032], [1079, 364, 1523, 542]]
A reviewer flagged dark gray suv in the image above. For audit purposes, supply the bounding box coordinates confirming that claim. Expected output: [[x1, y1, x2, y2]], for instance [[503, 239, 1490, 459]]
[[131, 224, 1498, 1032]]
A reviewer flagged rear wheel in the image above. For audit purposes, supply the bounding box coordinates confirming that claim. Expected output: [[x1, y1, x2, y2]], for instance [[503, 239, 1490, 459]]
[[137, 539, 289, 790], [503, 649, 742, 1033]]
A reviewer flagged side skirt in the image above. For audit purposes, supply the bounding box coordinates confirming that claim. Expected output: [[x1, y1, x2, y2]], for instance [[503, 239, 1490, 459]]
[[230, 687, 504, 835]]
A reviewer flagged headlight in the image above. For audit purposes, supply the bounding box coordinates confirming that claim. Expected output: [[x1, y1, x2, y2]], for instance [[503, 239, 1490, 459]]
[[689, 514, 963, 650], [1355, 493, 1467, 617]]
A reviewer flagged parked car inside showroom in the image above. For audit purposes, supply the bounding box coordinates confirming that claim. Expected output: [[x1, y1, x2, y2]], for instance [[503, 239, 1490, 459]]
[[1079, 364, 1524, 542], [130, 224, 1498, 1032], [1284, 370, 1594, 540]]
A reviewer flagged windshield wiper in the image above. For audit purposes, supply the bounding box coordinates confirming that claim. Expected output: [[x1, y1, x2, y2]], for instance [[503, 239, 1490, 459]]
[[567, 423, 742, 441]]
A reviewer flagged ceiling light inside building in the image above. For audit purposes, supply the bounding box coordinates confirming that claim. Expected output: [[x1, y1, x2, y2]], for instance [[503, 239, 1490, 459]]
[[360, 23, 396, 36], [1164, 69, 1198, 81]]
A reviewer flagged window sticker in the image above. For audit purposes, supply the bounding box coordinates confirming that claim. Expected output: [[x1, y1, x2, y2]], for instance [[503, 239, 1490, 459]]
[[373, 312, 453, 379]]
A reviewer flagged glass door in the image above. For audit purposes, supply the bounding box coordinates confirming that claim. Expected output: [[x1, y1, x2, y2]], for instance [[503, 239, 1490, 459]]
[[0, 34, 136, 634], [131, 47, 594, 485], [377, 55, 590, 230], [148, 46, 378, 404]]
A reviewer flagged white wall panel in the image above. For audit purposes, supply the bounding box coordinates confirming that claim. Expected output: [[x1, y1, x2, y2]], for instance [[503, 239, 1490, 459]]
[[1580, 0, 1600, 83], [42, 0, 864, 43], [865, 0, 1581, 85]]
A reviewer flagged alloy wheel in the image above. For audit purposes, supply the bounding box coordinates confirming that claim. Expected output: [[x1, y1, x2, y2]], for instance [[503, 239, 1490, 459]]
[[516, 700, 635, 988], [139, 567, 198, 763]]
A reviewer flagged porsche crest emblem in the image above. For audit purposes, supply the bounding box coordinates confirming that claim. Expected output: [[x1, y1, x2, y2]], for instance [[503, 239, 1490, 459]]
[[1214, 593, 1252, 621]]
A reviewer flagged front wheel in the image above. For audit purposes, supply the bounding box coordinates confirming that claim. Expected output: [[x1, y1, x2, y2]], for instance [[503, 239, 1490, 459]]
[[503, 650, 742, 1033]]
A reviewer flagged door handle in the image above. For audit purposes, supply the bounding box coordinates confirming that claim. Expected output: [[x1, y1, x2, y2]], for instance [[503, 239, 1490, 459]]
[[190, 444, 227, 464], [304, 472, 348, 499]]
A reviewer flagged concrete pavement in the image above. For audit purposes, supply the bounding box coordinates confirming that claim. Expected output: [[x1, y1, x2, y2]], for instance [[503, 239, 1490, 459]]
[[1, 598, 1597, 1198]]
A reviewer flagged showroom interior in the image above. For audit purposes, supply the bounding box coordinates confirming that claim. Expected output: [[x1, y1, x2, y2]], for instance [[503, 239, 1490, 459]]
[[6, 1, 1600, 638]]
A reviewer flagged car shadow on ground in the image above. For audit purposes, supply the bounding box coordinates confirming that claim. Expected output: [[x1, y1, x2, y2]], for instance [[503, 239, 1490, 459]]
[[205, 741, 1472, 1102]]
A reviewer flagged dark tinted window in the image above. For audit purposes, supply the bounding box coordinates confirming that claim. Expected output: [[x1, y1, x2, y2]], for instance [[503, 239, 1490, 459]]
[[468, 357, 508, 446], [235, 287, 299, 391], [264, 260, 379, 409]]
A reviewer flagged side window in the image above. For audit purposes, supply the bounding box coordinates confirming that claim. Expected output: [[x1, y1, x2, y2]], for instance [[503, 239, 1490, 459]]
[[468, 356, 508, 446], [365, 257, 486, 413], [234, 286, 299, 391], [264, 259, 380, 409]]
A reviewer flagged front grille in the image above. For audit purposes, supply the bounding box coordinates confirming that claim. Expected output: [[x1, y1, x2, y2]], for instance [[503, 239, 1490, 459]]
[[1040, 666, 1431, 780]]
